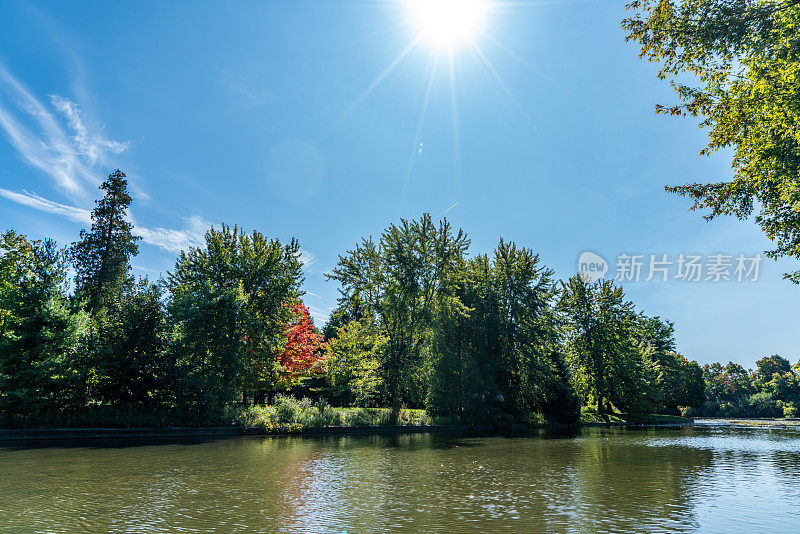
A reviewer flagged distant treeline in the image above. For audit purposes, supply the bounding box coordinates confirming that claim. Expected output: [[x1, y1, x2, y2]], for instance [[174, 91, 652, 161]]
[[692, 357, 800, 419], [1, 170, 716, 428]]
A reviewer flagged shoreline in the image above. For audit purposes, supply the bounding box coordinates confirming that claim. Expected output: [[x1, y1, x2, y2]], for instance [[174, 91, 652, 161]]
[[0, 420, 695, 443], [694, 417, 800, 428]]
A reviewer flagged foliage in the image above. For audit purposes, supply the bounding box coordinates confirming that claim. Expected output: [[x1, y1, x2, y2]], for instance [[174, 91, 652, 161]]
[[637, 316, 705, 414], [273, 302, 326, 391], [579, 406, 689, 425], [695, 356, 800, 417], [243, 395, 434, 432], [426, 240, 580, 424], [167, 224, 304, 412], [328, 214, 470, 420], [755, 354, 791, 381], [0, 175, 718, 428], [328, 216, 582, 425], [87, 279, 172, 407], [0, 231, 89, 420], [623, 0, 800, 281], [325, 319, 386, 406], [71, 170, 140, 313], [560, 276, 647, 415]]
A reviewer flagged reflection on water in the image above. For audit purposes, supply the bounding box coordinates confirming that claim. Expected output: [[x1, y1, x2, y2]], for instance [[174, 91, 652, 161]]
[[1, 427, 799, 533]]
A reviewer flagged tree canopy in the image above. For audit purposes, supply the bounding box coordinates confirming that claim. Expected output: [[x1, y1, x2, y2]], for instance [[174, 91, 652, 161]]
[[623, 0, 800, 281], [1, 175, 714, 428]]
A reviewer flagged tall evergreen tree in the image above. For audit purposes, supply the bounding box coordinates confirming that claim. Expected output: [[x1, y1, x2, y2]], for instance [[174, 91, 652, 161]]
[[72, 170, 140, 315]]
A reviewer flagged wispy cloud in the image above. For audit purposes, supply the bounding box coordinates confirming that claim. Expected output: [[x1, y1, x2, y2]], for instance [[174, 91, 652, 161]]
[[0, 65, 127, 198], [298, 249, 317, 272], [132, 264, 163, 276], [0, 188, 212, 254], [0, 187, 91, 224], [306, 304, 333, 326], [134, 214, 211, 253], [0, 66, 210, 254], [50, 94, 129, 165]]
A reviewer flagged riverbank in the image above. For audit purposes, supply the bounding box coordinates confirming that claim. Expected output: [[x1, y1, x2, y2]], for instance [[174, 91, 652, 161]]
[[579, 410, 691, 427], [0, 424, 479, 442], [695, 418, 800, 428], [0, 418, 695, 442]]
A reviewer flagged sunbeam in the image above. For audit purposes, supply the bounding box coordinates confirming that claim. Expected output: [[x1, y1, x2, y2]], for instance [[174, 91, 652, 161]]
[[335, 0, 533, 206], [401, 48, 442, 198], [469, 37, 531, 124], [336, 36, 421, 126], [447, 51, 462, 198]]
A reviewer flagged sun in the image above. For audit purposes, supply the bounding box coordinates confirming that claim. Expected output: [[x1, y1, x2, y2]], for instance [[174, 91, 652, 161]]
[[409, 0, 487, 46]]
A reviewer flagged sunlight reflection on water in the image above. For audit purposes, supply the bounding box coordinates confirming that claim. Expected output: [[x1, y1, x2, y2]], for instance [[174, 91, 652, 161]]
[[1, 427, 799, 533]]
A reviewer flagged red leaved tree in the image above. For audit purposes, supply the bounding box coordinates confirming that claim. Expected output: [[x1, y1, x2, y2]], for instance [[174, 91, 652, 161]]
[[274, 302, 326, 391]]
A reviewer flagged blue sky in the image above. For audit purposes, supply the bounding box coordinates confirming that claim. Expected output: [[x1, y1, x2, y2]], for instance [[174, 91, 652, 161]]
[[0, 0, 796, 368]]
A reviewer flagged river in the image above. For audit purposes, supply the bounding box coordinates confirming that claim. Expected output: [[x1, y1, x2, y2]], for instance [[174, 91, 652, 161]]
[[1, 426, 799, 532]]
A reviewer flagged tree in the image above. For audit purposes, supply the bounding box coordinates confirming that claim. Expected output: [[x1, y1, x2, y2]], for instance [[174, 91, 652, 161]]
[[491, 239, 575, 420], [322, 302, 363, 342], [623, 1, 800, 281], [167, 224, 303, 414], [636, 316, 704, 413], [560, 275, 646, 415], [425, 240, 579, 424], [676, 354, 706, 411], [702, 361, 752, 414], [329, 214, 470, 421], [72, 170, 140, 314], [755, 354, 791, 381], [325, 319, 386, 406], [0, 231, 89, 420], [88, 279, 172, 407], [271, 302, 326, 392]]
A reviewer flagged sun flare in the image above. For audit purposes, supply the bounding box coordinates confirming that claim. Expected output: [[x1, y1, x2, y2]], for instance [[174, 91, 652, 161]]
[[409, 0, 487, 46]]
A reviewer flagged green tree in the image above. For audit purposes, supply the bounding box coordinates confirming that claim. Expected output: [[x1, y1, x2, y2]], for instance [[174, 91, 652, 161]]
[[426, 240, 579, 424], [755, 354, 791, 381], [0, 231, 89, 421], [88, 279, 172, 407], [676, 355, 706, 411], [636, 316, 704, 413], [426, 258, 481, 421], [491, 240, 577, 422], [623, 1, 800, 281], [71, 170, 140, 314], [325, 319, 386, 406], [560, 275, 646, 415], [329, 214, 470, 421], [167, 224, 304, 414]]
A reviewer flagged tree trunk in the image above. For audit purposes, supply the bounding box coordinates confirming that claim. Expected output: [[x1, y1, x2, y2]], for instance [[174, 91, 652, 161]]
[[391, 387, 401, 424]]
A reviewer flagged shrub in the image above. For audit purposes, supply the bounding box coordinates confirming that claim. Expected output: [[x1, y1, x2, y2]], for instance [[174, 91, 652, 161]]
[[782, 402, 798, 418], [747, 392, 782, 418]]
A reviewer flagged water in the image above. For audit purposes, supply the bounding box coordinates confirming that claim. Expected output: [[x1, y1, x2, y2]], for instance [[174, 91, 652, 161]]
[[1, 426, 799, 533]]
